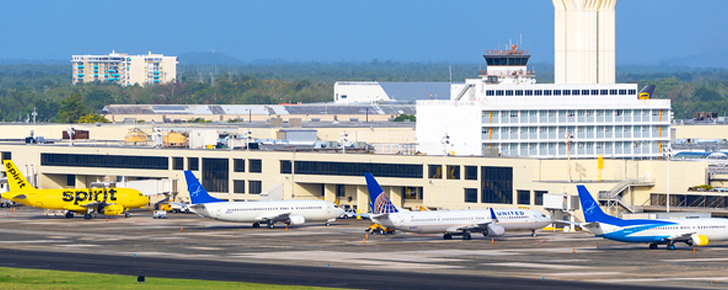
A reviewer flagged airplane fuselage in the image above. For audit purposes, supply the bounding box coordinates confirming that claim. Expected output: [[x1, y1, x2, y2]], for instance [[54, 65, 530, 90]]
[[492, 209, 552, 230], [192, 200, 343, 223], [2, 188, 148, 212], [585, 218, 728, 243], [372, 210, 492, 234]]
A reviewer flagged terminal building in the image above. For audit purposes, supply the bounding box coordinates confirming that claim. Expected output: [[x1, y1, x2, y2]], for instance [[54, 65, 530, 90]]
[[416, 47, 671, 159], [72, 51, 178, 86]]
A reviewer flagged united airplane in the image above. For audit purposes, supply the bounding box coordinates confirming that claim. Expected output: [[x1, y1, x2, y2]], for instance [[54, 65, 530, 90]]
[[577, 185, 728, 250], [184, 171, 343, 228], [0, 160, 148, 219], [365, 173, 551, 240]]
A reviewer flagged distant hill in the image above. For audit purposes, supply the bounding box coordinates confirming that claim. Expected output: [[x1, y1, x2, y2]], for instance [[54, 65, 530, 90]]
[[178, 51, 244, 65]]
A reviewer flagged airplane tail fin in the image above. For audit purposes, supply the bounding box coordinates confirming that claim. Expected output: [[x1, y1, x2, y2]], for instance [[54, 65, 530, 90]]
[[3, 160, 37, 192], [184, 171, 224, 204], [576, 185, 623, 225], [364, 173, 398, 214], [638, 84, 656, 100]]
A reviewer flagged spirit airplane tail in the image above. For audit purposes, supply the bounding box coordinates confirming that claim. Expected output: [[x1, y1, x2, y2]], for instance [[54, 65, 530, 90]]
[[184, 171, 225, 204], [4, 160, 37, 192], [364, 173, 398, 214]]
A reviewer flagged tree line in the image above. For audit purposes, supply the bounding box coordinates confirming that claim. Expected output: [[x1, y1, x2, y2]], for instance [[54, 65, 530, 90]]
[[0, 63, 724, 122]]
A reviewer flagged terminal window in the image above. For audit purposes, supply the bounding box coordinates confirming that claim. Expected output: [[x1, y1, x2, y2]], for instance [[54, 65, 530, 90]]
[[465, 166, 478, 180], [464, 188, 478, 203], [447, 165, 460, 180], [428, 165, 442, 179], [233, 180, 245, 194], [517, 190, 530, 205], [486, 90, 495, 96], [403, 186, 421, 200], [505, 90, 514, 96], [534, 190, 546, 205], [481, 166, 513, 204], [249, 180, 262, 194], [249, 159, 262, 173], [172, 157, 184, 170], [67, 174, 75, 186], [234, 159, 245, 172], [188, 157, 199, 171], [609, 89, 617, 95], [1, 151, 10, 161], [202, 158, 228, 193], [336, 184, 346, 197]]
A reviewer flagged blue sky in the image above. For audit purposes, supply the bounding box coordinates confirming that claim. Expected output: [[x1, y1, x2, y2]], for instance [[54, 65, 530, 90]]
[[1, 0, 726, 65]]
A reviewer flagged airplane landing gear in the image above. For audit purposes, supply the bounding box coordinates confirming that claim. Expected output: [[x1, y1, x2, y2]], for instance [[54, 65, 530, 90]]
[[531, 230, 537, 237], [443, 233, 453, 240], [65, 212, 75, 219], [124, 212, 131, 218], [266, 222, 275, 229], [252, 222, 260, 228], [667, 244, 676, 251], [649, 243, 658, 250], [462, 232, 472, 241], [83, 213, 93, 220]]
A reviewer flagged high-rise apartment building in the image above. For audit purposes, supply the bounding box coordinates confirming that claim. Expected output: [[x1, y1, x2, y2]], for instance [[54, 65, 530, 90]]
[[71, 51, 178, 86]]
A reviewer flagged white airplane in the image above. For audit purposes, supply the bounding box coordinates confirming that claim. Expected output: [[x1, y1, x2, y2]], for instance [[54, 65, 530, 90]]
[[364, 173, 551, 240], [184, 171, 344, 228], [577, 185, 728, 250]]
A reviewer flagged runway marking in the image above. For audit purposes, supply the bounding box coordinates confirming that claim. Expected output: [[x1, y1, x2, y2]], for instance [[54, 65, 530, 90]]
[[56, 244, 99, 247], [594, 277, 728, 283], [187, 246, 224, 251], [230, 250, 466, 268], [0, 240, 69, 244], [482, 262, 590, 270], [661, 257, 728, 262], [547, 272, 623, 276]]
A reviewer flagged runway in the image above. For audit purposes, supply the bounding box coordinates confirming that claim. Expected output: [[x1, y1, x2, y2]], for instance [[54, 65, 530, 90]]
[[1, 207, 727, 289]]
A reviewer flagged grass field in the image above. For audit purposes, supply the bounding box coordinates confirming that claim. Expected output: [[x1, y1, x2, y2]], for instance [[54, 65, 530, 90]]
[[0, 267, 350, 290]]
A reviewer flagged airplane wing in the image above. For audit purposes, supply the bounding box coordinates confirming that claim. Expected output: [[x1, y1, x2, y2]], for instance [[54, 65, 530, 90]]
[[665, 232, 695, 242], [254, 212, 291, 222], [447, 221, 494, 233], [5, 193, 26, 200], [79, 201, 116, 208]]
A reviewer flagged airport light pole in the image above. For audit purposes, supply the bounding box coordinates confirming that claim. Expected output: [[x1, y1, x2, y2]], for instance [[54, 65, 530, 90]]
[[663, 144, 673, 212], [565, 133, 573, 182]]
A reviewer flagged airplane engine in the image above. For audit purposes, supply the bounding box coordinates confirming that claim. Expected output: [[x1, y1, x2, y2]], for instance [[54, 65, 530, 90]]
[[483, 224, 505, 237], [286, 215, 305, 225], [102, 204, 125, 216], [687, 234, 709, 246]]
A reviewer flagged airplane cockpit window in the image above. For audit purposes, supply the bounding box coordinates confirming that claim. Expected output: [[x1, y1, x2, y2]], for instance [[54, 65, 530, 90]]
[[334, 204, 340, 208], [541, 214, 546, 218]]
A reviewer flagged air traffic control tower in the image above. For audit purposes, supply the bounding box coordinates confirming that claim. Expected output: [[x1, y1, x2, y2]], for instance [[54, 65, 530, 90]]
[[553, 0, 617, 84]]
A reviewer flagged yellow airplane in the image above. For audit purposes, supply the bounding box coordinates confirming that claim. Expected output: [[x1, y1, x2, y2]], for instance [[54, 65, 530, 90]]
[[0, 160, 149, 219]]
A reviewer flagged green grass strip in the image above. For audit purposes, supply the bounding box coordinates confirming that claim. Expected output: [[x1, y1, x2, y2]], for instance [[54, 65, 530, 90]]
[[0, 267, 352, 290]]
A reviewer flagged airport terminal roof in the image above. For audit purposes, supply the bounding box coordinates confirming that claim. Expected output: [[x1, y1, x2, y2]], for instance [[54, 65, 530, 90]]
[[100, 103, 416, 116], [378, 82, 451, 102]]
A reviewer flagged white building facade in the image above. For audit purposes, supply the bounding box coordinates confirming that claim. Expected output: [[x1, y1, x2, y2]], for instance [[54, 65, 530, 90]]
[[72, 51, 178, 87], [417, 82, 671, 159]]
